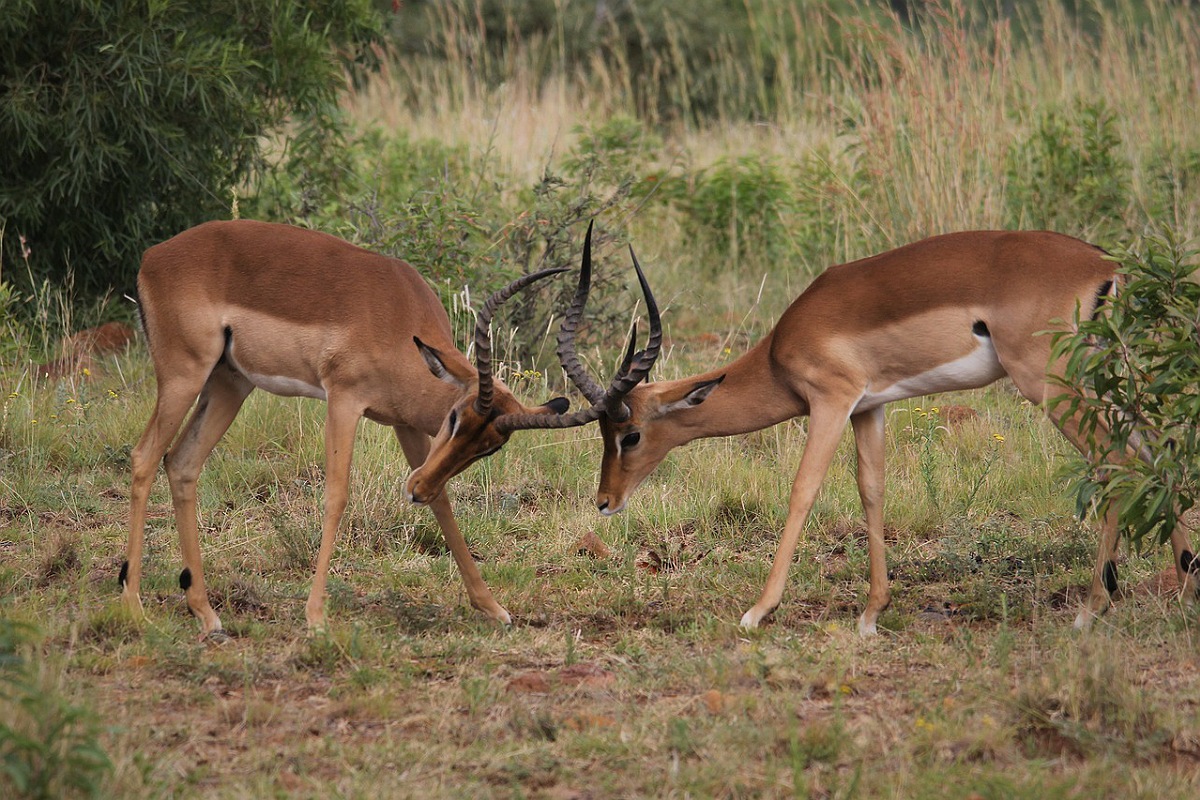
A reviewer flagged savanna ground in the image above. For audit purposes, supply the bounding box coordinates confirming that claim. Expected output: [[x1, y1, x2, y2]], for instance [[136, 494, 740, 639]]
[[4, 2, 1200, 797]]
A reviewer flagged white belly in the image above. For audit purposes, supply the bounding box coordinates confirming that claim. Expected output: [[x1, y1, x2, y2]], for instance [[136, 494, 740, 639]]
[[243, 371, 327, 400], [854, 338, 1006, 412]]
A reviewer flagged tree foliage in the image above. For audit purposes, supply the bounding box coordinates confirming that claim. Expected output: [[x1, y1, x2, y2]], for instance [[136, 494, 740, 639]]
[[1052, 228, 1200, 546], [0, 0, 381, 302]]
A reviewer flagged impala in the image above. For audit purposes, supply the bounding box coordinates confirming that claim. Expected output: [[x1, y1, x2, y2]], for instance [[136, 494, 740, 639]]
[[122, 219, 574, 637], [577, 231, 1198, 633]]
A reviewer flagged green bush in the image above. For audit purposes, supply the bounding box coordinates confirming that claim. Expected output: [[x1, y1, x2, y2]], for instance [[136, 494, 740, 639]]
[[1051, 227, 1200, 546], [665, 154, 796, 266], [0, 0, 381, 305], [0, 620, 112, 799], [1143, 143, 1200, 227], [1004, 100, 1130, 236], [252, 116, 645, 375]]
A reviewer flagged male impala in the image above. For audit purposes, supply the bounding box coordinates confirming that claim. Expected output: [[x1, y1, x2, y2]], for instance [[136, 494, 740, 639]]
[[572, 231, 1198, 634], [123, 219, 573, 637]]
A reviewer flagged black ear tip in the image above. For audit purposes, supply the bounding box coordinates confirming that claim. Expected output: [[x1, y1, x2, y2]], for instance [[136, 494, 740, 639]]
[[545, 396, 570, 414]]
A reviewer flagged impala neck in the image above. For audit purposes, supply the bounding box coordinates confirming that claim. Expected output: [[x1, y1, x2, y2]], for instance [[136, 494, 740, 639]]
[[656, 336, 805, 443]]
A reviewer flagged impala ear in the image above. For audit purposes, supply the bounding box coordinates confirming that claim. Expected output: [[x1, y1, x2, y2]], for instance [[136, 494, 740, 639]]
[[660, 375, 725, 414], [542, 396, 570, 414], [414, 336, 468, 390]]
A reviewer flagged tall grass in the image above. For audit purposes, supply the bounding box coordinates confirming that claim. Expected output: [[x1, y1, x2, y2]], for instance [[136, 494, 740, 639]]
[[354, 0, 1200, 259]]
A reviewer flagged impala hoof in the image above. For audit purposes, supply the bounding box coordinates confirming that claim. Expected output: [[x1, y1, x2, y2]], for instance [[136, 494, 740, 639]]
[[856, 614, 878, 637], [484, 606, 512, 625], [200, 628, 231, 645], [739, 609, 762, 629]]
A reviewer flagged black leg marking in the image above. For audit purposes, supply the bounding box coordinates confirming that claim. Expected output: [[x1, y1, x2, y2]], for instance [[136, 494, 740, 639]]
[[972, 320, 990, 337], [1181, 550, 1197, 574], [118, 560, 129, 588], [1102, 560, 1119, 595], [179, 567, 193, 591]]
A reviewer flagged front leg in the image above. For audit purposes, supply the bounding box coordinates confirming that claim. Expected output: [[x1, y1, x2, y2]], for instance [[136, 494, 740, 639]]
[[305, 398, 362, 633], [741, 399, 855, 628], [394, 426, 511, 624], [850, 406, 888, 636]]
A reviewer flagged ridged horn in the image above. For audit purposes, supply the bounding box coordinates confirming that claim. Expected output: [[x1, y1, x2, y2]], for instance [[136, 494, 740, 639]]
[[556, 220, 608, 405], [474, 266, 569, 415]]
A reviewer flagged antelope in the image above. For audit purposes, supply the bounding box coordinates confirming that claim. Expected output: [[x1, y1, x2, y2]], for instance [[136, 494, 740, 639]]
[[122, 219, 575, 637], [426, 229, 1198, 634]]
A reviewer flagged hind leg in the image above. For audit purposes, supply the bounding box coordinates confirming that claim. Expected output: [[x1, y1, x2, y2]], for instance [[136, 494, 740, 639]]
[[163, 364, 254, 636], [124, 367, 213, 619], [1004, 359, 1196, 627], [851, 406, 890, 636]]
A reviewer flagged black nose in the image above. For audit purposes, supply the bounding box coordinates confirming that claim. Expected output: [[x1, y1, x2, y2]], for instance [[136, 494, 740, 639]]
[[597, 499, 608, 512]]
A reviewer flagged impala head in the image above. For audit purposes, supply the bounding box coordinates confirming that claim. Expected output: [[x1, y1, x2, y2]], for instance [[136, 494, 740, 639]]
[[406, 268, 572, 504], [595, 374, 725, 515], [406, 221, 663, 504]]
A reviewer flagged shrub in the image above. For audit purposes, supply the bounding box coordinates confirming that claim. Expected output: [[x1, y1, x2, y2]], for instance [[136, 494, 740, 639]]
[[253, 117, 644, 376], [1143, 143, 1200, 227], [0, 0, 382, 305], [1051, 226, 1200, 546], [666, 154, 796, 266], [0, 620, 112, 799], [1004, 100, 1130, 237]]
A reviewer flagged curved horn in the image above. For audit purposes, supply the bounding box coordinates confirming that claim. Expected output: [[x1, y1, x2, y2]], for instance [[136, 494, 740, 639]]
[[556, 220, 608, 404], [496, 242, 662, 433], [600, 245, 662, 421], [494, 402, 607, 434], [474, 266, 569, 415], [618, 321, 639, 376]]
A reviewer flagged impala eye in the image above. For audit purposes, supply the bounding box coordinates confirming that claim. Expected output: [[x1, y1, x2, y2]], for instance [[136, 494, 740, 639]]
[[620, 432, 641, 450], [448, 410, 458, 433]]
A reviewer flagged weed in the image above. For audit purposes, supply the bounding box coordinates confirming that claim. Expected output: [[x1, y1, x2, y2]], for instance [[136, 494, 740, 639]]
[[0, 620, 113, 799]]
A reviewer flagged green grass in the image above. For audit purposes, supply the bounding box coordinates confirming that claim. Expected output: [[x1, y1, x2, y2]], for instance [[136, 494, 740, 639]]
[[2, 341, 1199, 798]]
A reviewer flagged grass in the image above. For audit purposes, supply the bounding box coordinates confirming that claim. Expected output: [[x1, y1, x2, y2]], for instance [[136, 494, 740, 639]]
[[2, 341, 1199, 798], [4, 1, 1200, 796]]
